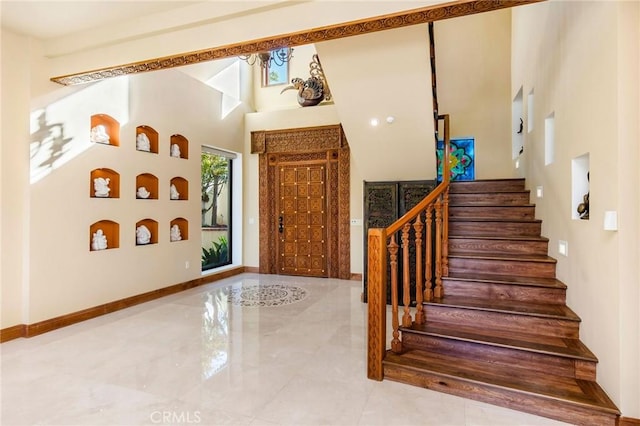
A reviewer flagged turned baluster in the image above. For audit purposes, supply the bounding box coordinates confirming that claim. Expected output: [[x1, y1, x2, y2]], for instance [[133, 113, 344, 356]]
[[388, 235, 402, 353], [401, 223, 412, 327], [442, 187, 450, 277], [434, 198, 443, 299], [424, 205, 434, 301], [413, 214, 425, 324]]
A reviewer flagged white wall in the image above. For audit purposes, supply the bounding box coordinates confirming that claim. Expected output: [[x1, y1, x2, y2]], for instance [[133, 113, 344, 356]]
[[512, 1, 639, 417], [12, 45, 249, 323], [1, 30, 31, 328], [437, 9, 515, 179]]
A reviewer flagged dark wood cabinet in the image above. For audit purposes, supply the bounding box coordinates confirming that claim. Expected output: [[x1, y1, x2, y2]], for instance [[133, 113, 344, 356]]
[[363, 180, 437, 304]]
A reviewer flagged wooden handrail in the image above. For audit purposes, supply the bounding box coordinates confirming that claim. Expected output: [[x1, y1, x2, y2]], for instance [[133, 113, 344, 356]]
[[367, 114, 450, 381], [386, 114, 450, 235]]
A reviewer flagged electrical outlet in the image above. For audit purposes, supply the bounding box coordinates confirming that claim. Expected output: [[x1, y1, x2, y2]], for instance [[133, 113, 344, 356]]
[[185, 261, 190, 269]]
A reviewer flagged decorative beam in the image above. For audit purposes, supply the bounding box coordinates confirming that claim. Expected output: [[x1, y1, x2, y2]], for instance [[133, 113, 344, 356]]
[[50, 0, 543, 86]]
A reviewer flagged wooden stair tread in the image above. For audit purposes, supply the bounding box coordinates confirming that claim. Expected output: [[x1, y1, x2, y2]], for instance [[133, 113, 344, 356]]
[[448, 252, 557, 263], [427, 296, 581, 321], [449, 235, 549, 242], [383, 349, 619, 414], [403, 321, 597, 361], [449, 217, 542, 223], [444, 271, 567, 289]]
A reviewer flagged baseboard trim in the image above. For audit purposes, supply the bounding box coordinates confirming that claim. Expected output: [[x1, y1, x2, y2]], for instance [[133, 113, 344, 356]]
[[0, 324, 27, 343], [244, 266, 260, 273], [350, 273, 363, 281], [620, 416, 640, 426], [0, 266, 246, 343]]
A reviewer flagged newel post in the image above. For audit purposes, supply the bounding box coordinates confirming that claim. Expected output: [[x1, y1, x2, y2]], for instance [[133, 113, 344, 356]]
[[367, 227, 387, 381]]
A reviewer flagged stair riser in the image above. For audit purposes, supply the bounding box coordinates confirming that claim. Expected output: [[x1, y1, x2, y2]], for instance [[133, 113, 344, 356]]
[[425, 305, 579, 338], [383, 365, 616, 425], [449, 221, 542, 237], [443, 279, 566, 304], [449, 205, 535, 220], [448, 257, 556, 278], [450, 180, 526, 193], [449, 237, 549, 256], [449, 192, 530, 205], [401, 332, 595, 380]]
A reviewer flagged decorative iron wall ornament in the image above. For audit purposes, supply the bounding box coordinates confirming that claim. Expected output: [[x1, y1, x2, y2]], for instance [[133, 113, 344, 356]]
[[50, 0, 543, 86]]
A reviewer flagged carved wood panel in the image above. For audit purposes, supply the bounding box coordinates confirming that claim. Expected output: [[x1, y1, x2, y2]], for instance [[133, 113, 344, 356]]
[[254, 125, 350, 280], [278, 163, 327, 277], [363, 180, 436, 303]]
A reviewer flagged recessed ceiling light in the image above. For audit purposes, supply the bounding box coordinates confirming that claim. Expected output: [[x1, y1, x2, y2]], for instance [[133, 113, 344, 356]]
[[370, 118, 379, 126], [386, 116, 395, 124]]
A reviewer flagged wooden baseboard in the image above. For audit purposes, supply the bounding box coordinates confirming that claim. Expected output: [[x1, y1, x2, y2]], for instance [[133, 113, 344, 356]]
[[0, 266, 246, 342], [350, 273, 363, 281], [0, 324, 27, 343], [620, 416, 640, 426], [244, 266, 260, 273]]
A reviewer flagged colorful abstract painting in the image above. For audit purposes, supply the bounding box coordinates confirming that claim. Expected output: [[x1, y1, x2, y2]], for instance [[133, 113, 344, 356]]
[[437, 137, 475, 181]]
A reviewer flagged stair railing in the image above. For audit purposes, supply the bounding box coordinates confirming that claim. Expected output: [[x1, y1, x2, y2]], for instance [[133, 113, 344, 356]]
[[367, 114, 450, 381]]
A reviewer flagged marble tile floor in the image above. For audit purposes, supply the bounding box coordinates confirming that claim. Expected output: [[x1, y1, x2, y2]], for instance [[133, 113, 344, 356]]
[[1, 273, 571, 426]]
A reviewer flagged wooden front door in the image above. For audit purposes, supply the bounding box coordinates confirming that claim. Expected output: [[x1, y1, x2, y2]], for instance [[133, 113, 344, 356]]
[[278, 163, 327, 277]]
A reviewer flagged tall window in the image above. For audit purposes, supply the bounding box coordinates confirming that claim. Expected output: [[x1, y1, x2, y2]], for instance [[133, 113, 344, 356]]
[[201, 147, 234, 271], [262, 48, 291, 87]]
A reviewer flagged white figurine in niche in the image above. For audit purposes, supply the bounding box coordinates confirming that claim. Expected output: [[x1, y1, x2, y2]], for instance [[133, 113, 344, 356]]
[[136, 133, 151, 152], [91, 229, 108, 251], [136, 225, 151, 245], [90, 125, 110, 144], [136, 186, 150, 199], [93, 177, 111, 197], [170, 184, 180, 200], [170, 224, 182, 242], [170, 143, 181, 158]]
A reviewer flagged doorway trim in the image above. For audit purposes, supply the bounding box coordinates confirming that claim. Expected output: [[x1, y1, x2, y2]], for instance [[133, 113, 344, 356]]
[[251, 124, 350, 279]]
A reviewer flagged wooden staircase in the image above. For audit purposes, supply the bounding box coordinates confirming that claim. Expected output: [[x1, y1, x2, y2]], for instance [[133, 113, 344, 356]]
[[382, 179, 620, 425]]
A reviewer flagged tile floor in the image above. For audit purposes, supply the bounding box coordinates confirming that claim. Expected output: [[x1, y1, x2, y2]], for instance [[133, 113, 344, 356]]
[[1, 273, 570, 425]]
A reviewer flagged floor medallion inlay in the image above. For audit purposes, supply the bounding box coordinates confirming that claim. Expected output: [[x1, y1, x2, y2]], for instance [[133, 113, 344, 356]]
[[228, 283, 309, 307]]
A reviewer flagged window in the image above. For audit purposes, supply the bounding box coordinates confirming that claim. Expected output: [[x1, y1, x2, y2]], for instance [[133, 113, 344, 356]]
[[262, 48, 291, 87], [201, 148, 234, 271]]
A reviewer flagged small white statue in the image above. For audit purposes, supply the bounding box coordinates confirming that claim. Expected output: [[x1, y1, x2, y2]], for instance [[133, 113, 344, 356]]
[[136, 133, 151, 152], [136, 186, 150, 199], [91, 229, 108, 251], [170, 143, 181, 158], [90, 125, 110, 144], [170, 184, 180, 200], [170, 224, 182, 242], [136, 225, 151, 245], [93, 177, 111, 197]]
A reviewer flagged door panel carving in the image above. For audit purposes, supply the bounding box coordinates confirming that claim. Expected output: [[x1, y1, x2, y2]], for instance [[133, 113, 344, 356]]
[[278, 164, 327, 277], [252, 125, 350, 280]]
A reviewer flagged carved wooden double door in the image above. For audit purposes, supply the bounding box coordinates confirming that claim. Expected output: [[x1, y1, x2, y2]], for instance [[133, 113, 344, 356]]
[[278, 163, 327, 277]]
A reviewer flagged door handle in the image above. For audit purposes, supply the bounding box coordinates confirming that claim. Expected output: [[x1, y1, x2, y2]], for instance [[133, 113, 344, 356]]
[[279, 216, 284, 233]]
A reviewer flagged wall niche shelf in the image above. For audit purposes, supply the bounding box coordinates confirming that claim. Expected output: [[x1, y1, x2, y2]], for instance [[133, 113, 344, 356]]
[[136, 173, 159, 199], [90, 114, 120, 146], [170, 134, 189, 159], [136, 125, 159, 154], [170, 217, 189, 242], [571, 153, 590, 220], [90, 168, 120, 198], [90, 220, 119, 251], [170, 177, 188, 200], [135, 219, 158, 245]]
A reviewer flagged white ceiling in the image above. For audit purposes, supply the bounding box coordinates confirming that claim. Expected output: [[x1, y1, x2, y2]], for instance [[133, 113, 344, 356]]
[[0, 1, 202, 40]]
